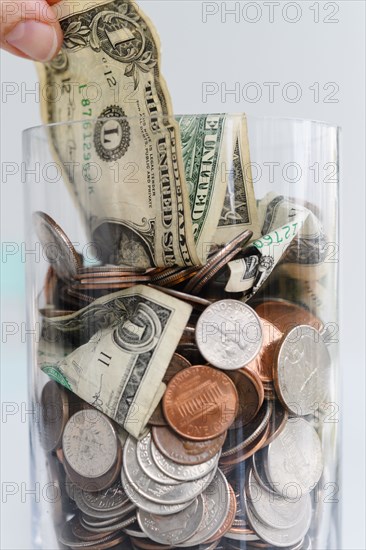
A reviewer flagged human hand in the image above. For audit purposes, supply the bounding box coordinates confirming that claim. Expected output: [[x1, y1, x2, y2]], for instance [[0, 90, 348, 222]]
[[1, 1, 63, 61]]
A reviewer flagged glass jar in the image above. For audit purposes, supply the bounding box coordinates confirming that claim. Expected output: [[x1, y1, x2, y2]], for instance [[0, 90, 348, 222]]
[[23, 115, 340, 550]]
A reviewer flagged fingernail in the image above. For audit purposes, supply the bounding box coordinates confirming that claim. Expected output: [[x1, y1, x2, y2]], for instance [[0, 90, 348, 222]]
[[6, 21, 58, 62]]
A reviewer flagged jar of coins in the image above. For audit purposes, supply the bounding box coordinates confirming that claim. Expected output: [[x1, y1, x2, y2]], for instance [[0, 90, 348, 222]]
[[23, 113, 340, 550]]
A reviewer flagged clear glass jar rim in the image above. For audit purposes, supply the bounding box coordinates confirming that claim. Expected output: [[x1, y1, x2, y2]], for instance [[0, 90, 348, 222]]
[[23, 113, 341, 135]]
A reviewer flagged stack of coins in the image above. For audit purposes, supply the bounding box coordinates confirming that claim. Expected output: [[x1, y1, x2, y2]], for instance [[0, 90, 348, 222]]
[[35, 213, 330, 550]]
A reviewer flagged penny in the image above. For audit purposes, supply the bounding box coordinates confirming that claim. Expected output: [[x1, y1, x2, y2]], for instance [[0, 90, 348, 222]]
[[150, 438, 219, 482], [136, 433, 180, 485], [244, 319, 282, 382], [33, 211, 82, 281], [266, 418, 323, 498], [273, 325, 331, 416], [123, 436, 215, 505], [63, 410, 118, 478], [148, 284, 212, 309], [184, 230, 253, 294], [130, 538, 171, 550], [219, 422, 271, 466], [261, 401, 288, 447], [77, 266, 146, 275], [163, 365, 238, 441], [39, 380, 69, 452], [195, 301, 263, 370], [206, 483, 237, 542], [39, 308, 75, 318], [246, 467, 310, 530], [243, 487, 312, 548], [137, 496, 204, 545], [254, 300, 323, 333], [179, 470, 231, 547], [226, 369, 264, 428], [152, 426, 226, 465], [121, 468, 195, 516]]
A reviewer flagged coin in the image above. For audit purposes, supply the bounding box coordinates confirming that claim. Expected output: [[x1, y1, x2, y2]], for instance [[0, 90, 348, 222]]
[[178, 470, 231, 547], [261, 401, 288, 447], [39, 380, 69, 452], [150, 438, 219, 482], [206, 483, 237, 542], [137, 496, 204, 545], [226, 369, 264, 427], [219, 422, 271, 466], [62, 410, 118, 478], [163, 365, 238, 441], [254, 300, 323, 333], [266, 418, 323, 498], [195, 301, 263, 370], [246, 467, 310, 530], [64, 445, 122, 493], [136, 433, 180, 485], [59, 518, 126, 548], [123, 436, 215, 505], [71, 516, 116, 541], [33, 211, 82, 281], [274, 325, 331, 416], [121, 468, 195, 516], [148, 284, 212, 309], [245, 319, 282, 382], [243, 487, 312, 548], [152, 426, 227, 465], [80, 480, 129, 514]]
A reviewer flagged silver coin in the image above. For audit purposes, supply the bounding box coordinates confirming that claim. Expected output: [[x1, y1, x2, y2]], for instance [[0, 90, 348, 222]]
[[33, 211, 81, 281], [151, 438, 220, 482], [73, 487, 129, 521], [62, 410, 118, 479], [195, 300, 263, 370], [123, 521, 147, 538], [137, 433, 180, 485], [178, 470, 230, 547], [121, 467, 195, 516], [267, 418, 323, 499], [137, 496, 204, 545], [275, 325, 331, 416], [123, 436, 215, 505], [224, 531, 260, 541], [82, 480, 129, 513], [244, 494, 312, 547], [81, 503, 136, 527], [246, 467, 310, 529], [80, 513, 136, 533]]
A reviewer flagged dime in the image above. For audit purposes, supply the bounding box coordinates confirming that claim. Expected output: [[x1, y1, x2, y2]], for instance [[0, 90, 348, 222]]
[[63, 446, 122, 493], [266, 418, 323, 498], [62, 410, 118, 478], [273, 325, 331, 416], [245, 319, 282, 382], [123, 437, 215, 505], [195, 301, 263, 370], [137, 433, 180, 485], [150, 438, 219, 482], [254, 300, 323, 333], [152, 426, 226, 465], [163, 365, 238, 440], [33, 211, 82, 281], [246, 467, 310, 530], [178, 470, 231, 547], [81, 480, 129, 514], [121, 468, 195, 516], [226, 369, 264, 427], [81, 504, 135, 527], [79, 513, 136, 533], [71, 516, 116, 541], [39, 380, 69, 452], [243, 488, 312, 548], [137, 496, 204, 545]]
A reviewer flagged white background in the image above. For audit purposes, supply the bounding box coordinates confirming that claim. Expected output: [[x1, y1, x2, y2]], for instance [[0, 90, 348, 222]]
[[0, 1, 365, 548]]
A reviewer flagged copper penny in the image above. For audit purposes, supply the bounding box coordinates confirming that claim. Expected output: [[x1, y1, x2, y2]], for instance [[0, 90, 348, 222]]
[[207, 483, 237, 542], [148, 284, 212, 309], [151, 426, 226, 465], [254, 299, 323, 332], [226, 369, 264, 428], [39, 380, 69, 452], [163, 366, 239, 441], [149, 354, 192, 426], [219, 422, 270, 466], [130, 538, 172, 550], [244, 319, 282, 382]]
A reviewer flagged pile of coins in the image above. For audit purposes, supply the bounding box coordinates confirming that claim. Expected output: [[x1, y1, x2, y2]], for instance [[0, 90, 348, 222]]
[[36, 212, 331, 550]]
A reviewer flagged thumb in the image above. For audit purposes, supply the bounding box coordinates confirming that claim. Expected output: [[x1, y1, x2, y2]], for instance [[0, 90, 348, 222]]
[[0, 1, 63, 62]]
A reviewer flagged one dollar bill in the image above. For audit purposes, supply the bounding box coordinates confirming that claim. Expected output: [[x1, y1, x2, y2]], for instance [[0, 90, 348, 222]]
[[39, 285, 192, 438]]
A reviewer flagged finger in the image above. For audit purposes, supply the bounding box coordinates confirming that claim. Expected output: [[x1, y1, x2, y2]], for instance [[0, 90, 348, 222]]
[[0, 1, 63, 61]]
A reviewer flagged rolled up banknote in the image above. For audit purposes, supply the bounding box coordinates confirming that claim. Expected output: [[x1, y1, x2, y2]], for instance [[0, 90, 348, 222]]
[[38, 285, 192, 437]]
